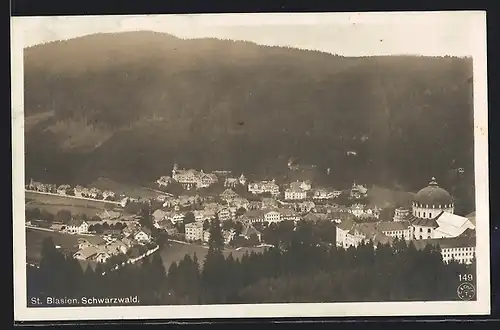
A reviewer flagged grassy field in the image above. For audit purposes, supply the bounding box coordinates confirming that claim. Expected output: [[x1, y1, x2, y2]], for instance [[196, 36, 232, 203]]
[[89, 177, 160, 199], [26, 191, 116, 208], [25, 191, 120, 218], [25, 228, 85, 263], [159, 241, 268, 270], [26, 203, 102, 217], [366, 185, 415, 209]]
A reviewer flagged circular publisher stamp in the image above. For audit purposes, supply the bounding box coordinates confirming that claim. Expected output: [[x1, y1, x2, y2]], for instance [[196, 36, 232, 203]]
[[457, 282, 476, 301]]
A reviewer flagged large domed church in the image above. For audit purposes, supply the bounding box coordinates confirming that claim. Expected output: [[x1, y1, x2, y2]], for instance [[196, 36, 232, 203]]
[[406, 177, 475, 240], [412, 177, 454, 219]]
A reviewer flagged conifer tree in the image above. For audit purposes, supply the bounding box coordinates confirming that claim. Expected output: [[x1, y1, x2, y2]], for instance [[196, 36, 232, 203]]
[[38, 237, 66, 296], [93, 263, 105, 297], [202, 215, 226, 303], [82, 263, 95, 296], [166, 261, 178, 291]]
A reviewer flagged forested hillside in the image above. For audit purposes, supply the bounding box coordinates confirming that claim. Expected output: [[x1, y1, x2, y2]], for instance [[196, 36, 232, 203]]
[[24, 32, 474, 204]]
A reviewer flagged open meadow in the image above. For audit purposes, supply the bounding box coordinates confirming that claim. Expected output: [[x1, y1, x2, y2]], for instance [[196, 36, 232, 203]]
[[89, 177, 161, 199], [25, 227, 86, 263], [366, 185, 415, 209], [25, 190, 120, 217], [159, 241, 268, 270]]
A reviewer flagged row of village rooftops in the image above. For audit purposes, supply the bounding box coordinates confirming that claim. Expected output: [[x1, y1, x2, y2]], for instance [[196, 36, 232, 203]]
[[26, 170, 458, 224], [27, 179, 118, 201], [158, 164, 369, 201], [27, 174, 476, 265]]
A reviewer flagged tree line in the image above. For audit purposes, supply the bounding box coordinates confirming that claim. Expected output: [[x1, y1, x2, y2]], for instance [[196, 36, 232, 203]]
[[25, 34, 474, 211], [27, 217, 475, 306]]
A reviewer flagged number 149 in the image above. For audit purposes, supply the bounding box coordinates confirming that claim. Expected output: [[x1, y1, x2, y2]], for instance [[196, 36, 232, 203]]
[[459, 274, 474, 282]]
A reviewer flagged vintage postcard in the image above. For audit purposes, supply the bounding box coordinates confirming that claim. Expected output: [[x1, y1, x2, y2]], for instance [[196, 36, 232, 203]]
[[12, 11, 489, 322]]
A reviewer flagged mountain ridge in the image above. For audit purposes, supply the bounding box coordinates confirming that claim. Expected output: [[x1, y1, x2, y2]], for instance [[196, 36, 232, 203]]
[[23, 31, 475, 212]]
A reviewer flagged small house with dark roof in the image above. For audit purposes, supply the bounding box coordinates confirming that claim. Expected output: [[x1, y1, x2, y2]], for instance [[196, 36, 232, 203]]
[[377, 220, 412, 241], [412, 236, 476, 264], [65, 218, 89, 234], [336, 218, 392, 249], [244, 210, 265, 223], [106, 240, 129, 255], [94, 251, 112, 264], [73, 246, 101, 261], [134, 227, 152, 243], [220, 188, 239, 201], [278, 208, 301, 222], [241, 224, 261, 242], [57, 184, 71, 195], [152, 209, 168, 222], [77, 236, 106, 250]]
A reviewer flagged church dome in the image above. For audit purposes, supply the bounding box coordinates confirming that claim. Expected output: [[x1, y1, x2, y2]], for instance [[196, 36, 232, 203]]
[[414, 177, 453, 206]]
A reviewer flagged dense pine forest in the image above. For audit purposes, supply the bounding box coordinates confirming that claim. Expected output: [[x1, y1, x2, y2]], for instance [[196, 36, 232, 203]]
[[24, 32, 474, 202], [27, 218, 475, 306]]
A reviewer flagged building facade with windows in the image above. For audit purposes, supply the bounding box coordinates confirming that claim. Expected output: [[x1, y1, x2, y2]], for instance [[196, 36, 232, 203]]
[[393, 207, 411, 222], [414, 236, 476, 265], [185, 222, 204, 241]]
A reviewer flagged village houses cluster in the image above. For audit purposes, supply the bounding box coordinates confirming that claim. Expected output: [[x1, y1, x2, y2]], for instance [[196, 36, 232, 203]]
[[72, 223, 154, 266], [26, 179, 117, 201], [27, 160, 477, 267], [29, 207, 157, 265]]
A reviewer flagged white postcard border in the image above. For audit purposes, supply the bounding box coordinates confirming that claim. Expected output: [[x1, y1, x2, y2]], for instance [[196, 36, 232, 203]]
[[12, 11, 490, 321]]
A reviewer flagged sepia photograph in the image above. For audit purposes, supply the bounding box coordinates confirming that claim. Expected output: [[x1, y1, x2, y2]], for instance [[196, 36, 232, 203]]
[[12, 11, 489, 321]]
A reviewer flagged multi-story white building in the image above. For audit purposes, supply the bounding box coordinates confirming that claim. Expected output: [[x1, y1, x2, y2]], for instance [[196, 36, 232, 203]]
[[171, 164, 218, 190], [350, 182, 368, 199], [134, 228, 152, 243], [218, 208, 232, 221], [220, 188, 239, 202], [198, 172, 218, 189], [393, 207, 411, 222], [248, 179, 280, 196], [414, 236, 476, 265], [242, 210, 265, 223], [102, 190, 116, 200], [264, 210, 282, 224], [224, 178, 239, 188], [350, 203, 366, 218], [336, 220, 392, 249], [167, 212, 185, 224], [377, 221, 412, 241], [185, 222, 204, 241], [278, 208, 301, 222], [284, 187, 307, 201], [65, 219, 89, 234], [313, 188, 334, 200]]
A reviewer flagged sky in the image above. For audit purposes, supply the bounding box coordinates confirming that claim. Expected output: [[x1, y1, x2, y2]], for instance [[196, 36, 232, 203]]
[[13, 12, 485, 56]]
